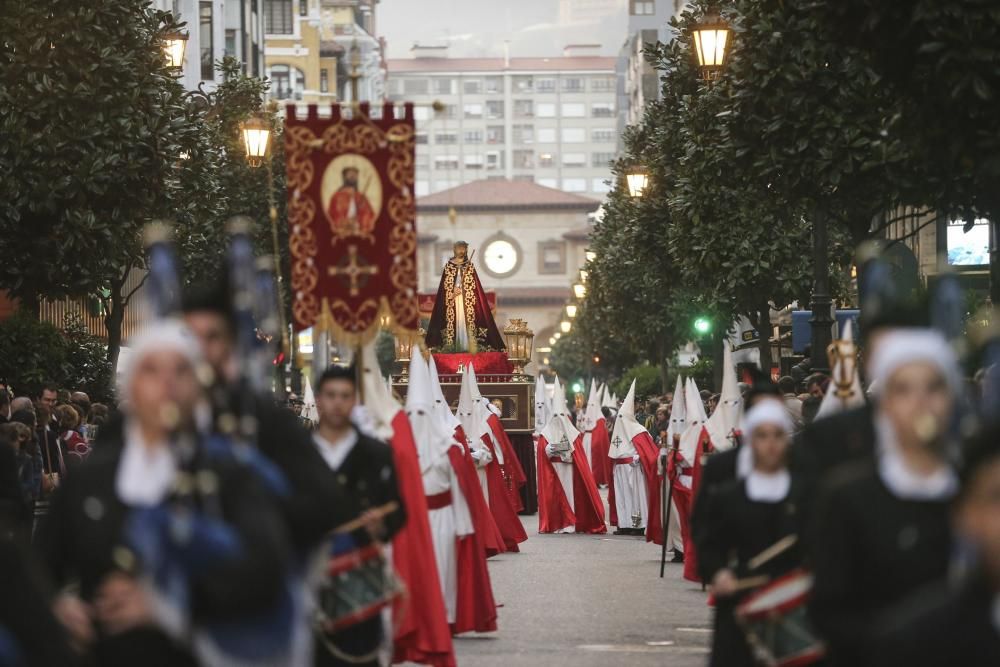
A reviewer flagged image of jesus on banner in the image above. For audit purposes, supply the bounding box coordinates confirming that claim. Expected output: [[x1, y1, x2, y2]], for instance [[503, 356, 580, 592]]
[[322, 155, 383, 237]]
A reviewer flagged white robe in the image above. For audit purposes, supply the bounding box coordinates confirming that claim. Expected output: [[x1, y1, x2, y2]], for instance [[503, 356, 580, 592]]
[[611, 458, 648, 531], [545, 443, 576, 534]]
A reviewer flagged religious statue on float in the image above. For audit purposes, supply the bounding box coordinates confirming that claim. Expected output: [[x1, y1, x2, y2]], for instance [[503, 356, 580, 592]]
[[425, 241, 506, 353]]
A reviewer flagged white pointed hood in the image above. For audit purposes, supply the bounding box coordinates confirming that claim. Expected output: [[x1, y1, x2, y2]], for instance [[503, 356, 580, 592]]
[[302, 373, 319, 425], [456, 368, 480, 441], [601, 383, 617, 418], [405, 352, 451, 467], [705, 344, 743, 451], [534, 374, 551, 435], [679, 377, 708, 466], [355, 341, 399, 441], [429, 355, 461, 433], [610, 379, 647, 457], [816, 319, 865, 420], [540, 376, 581, 447], [582, 379, 602, 432], [666, 374, 687, 444]]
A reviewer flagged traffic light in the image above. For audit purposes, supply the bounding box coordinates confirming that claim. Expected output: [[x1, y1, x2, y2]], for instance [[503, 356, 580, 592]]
[[693, 316, 712, 336], [571, 381, 584, 394]]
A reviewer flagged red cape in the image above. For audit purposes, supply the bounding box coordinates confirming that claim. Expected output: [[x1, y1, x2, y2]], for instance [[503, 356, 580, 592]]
[[589, 418, 612, 487], [487, 413, 526, 512], [536, 434, 607, 534], [388, 411, 456, 667], [682, 428, 713, 583], [453, 426, 506, 558], [481, 433, 528, 551], [605, 431, 661, 542]]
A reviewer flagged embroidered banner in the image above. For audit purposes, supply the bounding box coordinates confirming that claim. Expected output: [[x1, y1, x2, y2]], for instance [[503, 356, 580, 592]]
[[285, 103, 419, 343]]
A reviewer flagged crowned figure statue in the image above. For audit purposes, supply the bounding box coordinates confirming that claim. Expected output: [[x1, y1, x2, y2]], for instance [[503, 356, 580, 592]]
[[425, 241, 506, 353]]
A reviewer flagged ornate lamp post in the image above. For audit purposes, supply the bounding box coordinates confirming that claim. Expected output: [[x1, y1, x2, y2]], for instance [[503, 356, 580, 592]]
[[625, 165, 649, 198], [240, 115, 272, 168], [573, 283, 587, 299], [162, 32, 189, 70], [692, 6, 732, 80], [502, 319, 535, 377], [566, 304, 578, 318], [560, 320, 572, 334]]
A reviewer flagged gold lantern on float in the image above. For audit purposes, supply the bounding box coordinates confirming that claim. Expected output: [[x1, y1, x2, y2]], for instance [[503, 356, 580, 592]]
[[394, 328, 424, 376], [502, 318, 535, 378]]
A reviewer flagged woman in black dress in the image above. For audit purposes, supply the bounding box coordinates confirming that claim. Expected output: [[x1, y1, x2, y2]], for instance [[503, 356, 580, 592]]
[[36, 322, 290, 667], [808, 329, 961, 666], [698, 398, 802, 667]]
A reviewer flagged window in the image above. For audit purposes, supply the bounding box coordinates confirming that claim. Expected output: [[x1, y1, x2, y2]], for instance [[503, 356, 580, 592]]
[[463, 78, 482, 94], [539, 152, 556, 168], [199, 2, 214, 81], [433, 156, 459, 170], [442, 104, 458, 119], [514, 100, 533, 118], [320, 69, 329, 93], [562, 152, 586, 167], [415, 181, 430, 197], [538, 178, 558, 189], [512, 124, 534, 144], [264, 0, 293, 34], [485, 76, 503, 94], [415, 133, 428, 145], [562, 102, 585, 117], [538, 241, 566, 274], [537, 127, 557, 143], [592, 127, 615, 143], [299, 0, 308, 15], [513, 76, 533, 93], [631, 0, 655, 15], [403, 78, 429, 95], [432, 78, 454, 94], [562, 77, 583, 92], [592, 178, 612, 194], [486, 126, 505, 144], [267, 64, 305, 99], [415, 152, 429, 167], [563, 178, 587, 192], [562, 127, 585, 143], [485, 100, 504, 119], [513, 150, 535, 169], [592, 151, 615, 168], [591, 76, 616, 92], [413, 105, 431, 121], [485, 151, 503, 170], [536, 77, 556, 92], [224, 29, 236, 58], [434, 132, 458, 145], [463, 103, 483, 119], [591, 102, 615, 118], [464, 154, 484, 170], [536, 102, 556, 117], [464, 129, 483, 144], [387, 79, 404, 96]]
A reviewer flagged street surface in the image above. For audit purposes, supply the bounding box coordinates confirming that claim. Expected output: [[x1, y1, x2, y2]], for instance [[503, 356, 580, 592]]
[[451, 497, 712, 666]]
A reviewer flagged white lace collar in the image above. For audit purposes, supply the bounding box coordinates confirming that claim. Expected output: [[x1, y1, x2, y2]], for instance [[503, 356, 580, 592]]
[[745, 469, 790, 502], [875, 415, 958, 501]]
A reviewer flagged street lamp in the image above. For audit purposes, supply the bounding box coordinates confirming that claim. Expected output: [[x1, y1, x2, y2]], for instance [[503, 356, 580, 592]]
[[693, 6, 732, 80], [625, 166, 649, 198], [554, 332, 562, 341], [585, 250, 596, 263], [579, 269, 589, 283], [573, 283, 587, 299], [162, 32, 189, 70], [241, 115, 272, 168], [560, 320, 572, 334], [566, 304, 578, 318]]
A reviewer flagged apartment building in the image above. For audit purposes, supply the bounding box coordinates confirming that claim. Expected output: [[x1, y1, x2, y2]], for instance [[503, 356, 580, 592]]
[[386, 47, 618, 201]]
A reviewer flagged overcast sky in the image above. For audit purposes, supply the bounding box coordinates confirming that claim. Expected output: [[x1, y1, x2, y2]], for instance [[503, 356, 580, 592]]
[[378, 0, 629, 60]]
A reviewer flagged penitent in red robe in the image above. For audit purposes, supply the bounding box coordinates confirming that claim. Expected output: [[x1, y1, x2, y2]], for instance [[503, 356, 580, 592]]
[[486, 413, 527, 513], [589, 416, 612, 487], [536, 433, 607, 534], [480, 432, 528, 551], [453, 425, 506, 558], [606, 429, 663, 543], [387, 412, 456, 666]]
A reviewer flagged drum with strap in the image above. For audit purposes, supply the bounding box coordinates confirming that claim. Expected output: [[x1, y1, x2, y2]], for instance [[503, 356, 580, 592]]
[[735, 569, 826, 667]]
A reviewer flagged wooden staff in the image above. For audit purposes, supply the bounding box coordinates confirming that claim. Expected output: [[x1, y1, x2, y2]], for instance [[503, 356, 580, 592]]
[[332, 501, 399, 535]]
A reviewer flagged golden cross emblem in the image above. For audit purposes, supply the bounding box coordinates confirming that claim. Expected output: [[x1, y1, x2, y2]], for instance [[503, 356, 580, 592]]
[[328, 244, 378, 297]]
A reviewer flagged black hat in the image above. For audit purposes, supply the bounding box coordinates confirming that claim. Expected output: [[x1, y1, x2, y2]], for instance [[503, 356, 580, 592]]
[[182, 277, 236, 330], [857, 256, 928, 342]]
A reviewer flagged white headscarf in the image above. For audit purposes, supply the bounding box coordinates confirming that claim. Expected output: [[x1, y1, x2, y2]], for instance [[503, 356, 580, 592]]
[[118, 320, 202, 402], [868, 329, 961, 398], [736, 398, 794, 498]]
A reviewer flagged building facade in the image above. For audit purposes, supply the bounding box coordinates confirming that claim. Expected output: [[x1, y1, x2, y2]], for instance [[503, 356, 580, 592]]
[[154, 0, 266, 90], [386, 49, 619, 201], [262, 0, 384, 105], [417, 180, 600, 371]]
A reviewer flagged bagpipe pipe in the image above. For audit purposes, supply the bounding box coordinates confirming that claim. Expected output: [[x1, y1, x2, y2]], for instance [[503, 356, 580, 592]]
[[121, 222, 300, 666]]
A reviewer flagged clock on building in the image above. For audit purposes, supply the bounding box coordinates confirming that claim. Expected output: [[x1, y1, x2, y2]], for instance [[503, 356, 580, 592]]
[[481, 236, 521, 278]]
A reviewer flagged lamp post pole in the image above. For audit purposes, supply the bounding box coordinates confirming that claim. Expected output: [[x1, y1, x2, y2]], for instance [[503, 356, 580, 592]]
[[809, 205, 834, 375]]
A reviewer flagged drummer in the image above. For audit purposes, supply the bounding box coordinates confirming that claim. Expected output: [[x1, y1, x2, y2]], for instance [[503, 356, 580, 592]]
[[311, 365, 406, 667], [808, 329, 960, 666], [697, 398, 802, 667]]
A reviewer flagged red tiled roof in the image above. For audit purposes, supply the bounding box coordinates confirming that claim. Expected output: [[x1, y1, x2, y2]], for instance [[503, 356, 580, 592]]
[[418, 179, 601, 212], [387, 56, 616, 73]]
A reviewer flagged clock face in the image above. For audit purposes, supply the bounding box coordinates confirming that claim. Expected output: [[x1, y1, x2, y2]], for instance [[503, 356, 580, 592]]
[[483, 239, 519, 276]]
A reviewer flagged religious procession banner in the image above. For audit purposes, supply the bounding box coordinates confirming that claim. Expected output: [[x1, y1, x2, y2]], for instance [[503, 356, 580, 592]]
[[285, 102, 420, 343]]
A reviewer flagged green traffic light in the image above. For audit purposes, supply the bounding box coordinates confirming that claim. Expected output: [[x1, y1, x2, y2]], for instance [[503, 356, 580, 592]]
[[694, 317, 712, 335], [571, 381, 584, 394]]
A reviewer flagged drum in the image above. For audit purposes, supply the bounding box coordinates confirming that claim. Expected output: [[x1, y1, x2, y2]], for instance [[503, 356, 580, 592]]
[[735, 569, 826, 667], [315, 541, 404, 633]]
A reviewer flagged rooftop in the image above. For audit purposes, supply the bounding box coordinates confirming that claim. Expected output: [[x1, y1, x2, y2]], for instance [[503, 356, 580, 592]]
[[387, 56, 617, 74], [418, 179, 602, 212]]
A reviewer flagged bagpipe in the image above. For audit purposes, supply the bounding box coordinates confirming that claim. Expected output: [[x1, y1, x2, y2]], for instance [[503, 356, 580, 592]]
[[121, 222, 299, 666]]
